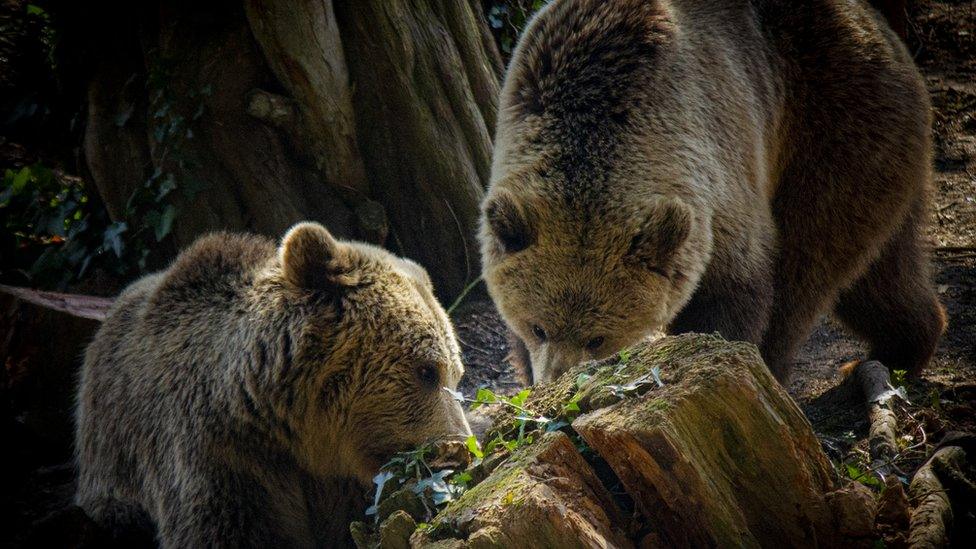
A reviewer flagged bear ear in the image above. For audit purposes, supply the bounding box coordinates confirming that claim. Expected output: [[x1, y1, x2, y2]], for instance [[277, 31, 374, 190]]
[[627, 197, 691, 271], [279, 222, 357, 291], [484, 193, 535, 254]]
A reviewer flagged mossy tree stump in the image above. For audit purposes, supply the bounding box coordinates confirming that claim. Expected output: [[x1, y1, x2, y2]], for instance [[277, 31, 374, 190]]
[[407, 335, 876, 548]]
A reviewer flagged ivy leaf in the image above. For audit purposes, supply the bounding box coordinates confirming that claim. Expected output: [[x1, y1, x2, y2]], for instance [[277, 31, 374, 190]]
[[102, 222, 128, 258], [562, 392, 582, 414], [452, 471, 473, 488], [507, 389, 531, 408], [156, 174, 178, 201], [155, 204, 177, 242], [465, 435, 484, 460], [574, 372, 591, 388], [471, 387, 498, 409], [11, 167, 31, 193], [365, 471, 396, 520]]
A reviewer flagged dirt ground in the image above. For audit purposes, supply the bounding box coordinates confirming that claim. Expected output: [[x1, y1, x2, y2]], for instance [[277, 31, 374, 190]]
[[453, 0, 976, 505]]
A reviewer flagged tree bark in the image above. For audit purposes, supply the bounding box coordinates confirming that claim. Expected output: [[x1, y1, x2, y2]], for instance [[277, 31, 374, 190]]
[[67, 0, 500, 298], [333, 0, 499, 294]]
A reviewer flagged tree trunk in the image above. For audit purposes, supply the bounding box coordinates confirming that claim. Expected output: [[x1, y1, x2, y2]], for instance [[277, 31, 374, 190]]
[[871, 0, 908, 40], [65, 0, 500, 299]]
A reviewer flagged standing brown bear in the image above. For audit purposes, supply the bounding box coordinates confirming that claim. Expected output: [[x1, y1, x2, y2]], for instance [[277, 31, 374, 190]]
[[481, 0, 946, 384], [75, 222, 470, 547]]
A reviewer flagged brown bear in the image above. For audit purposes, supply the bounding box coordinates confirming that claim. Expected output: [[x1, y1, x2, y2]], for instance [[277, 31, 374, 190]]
[[75, 222, 471, 547], [480, 0, 946, 384]]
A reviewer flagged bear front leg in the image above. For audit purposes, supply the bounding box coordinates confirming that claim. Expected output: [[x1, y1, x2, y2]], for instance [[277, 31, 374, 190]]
[[668, 260, 774, 347], [75, 494, 157, 546], [157, 469, 298, 549]]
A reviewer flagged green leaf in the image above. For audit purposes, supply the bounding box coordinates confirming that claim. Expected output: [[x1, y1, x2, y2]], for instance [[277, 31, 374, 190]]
[[562, 392, 582, 414], [12, 167, 31, 193], [844, 463, 881, 488], [102, 221, 128, 258], [574, 372, 591, 389], [156, 174, 178, 201], [465, 435, 484, 460], [892, 369, 908, 388], [452, 471, 473, 487], [155, 204, 177, 241], [507, 389, 531, 408], [471, 387, 497, 409]]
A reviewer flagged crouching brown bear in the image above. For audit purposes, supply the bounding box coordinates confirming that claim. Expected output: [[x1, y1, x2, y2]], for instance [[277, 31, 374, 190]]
[[75, 222, 471, 547], [481, 0, 946, 384]]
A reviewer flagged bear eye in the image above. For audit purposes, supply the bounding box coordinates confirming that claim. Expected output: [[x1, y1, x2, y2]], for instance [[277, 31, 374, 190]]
[[648, 266, 669, 279], [415, 363, 440, 390], [586, 336, 605, 352], [531, 324, 547, 342]]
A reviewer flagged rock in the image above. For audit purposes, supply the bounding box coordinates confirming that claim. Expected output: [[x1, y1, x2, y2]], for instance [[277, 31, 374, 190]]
[[378, 510, 415, 549], [427, 439, 472, 471], [825, 482, 877, 540], [351, 521, 373, 549], [466, 451, 507, 486], [411, 431, 632, 548], [377, 486, 427, 524], [877, 476, 911, 532], [571, 335, 839, 547]]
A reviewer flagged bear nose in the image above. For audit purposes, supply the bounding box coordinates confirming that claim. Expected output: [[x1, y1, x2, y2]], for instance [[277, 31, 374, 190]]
[[442, 392, 473, 437], [541, 346, 585, 383]]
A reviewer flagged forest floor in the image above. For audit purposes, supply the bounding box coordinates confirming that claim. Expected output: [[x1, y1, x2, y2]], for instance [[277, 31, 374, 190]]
[[454, 0, 976, 490]]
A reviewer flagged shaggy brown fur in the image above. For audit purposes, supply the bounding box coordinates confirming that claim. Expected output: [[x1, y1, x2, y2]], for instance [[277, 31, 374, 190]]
[[75, 222, 470, 548], [481, 0, 945, 384]]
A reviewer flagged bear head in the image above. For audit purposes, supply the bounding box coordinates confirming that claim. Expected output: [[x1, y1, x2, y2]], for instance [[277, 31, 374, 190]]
[[265, 222, 471, 483]]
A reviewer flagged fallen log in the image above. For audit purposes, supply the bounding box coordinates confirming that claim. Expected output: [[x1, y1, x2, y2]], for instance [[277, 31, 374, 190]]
[[1, 287, 108, 458], [0, 284, 114, 321], [854, 360, 902, 477], [909, 446, 963, 548]]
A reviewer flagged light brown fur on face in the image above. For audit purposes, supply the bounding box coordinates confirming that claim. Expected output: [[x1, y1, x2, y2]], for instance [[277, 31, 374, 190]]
[[482, 0, 945, 384], [75, 222, 469, 547]]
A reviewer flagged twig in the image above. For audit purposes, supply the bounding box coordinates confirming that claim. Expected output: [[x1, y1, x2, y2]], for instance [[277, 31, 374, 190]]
[[458, 336, 491, 356], [446, 276, 483, 315], [443, 198, 471, 285], [934, 245, 976, 253]]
